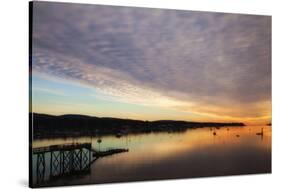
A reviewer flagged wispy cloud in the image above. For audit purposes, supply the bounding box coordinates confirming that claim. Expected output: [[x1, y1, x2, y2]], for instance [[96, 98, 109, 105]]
[[32, 2, 271, 123], [33, 86, 67, 96]]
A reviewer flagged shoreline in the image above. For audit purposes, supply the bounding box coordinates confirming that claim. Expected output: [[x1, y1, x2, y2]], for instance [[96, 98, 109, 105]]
[[31, 113, 245, 139]]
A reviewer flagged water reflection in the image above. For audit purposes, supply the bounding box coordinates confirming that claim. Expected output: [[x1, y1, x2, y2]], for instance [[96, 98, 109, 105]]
[[32, 126, 271, 187]]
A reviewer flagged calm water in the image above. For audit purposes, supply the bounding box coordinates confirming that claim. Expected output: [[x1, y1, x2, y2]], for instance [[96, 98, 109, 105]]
[[32, 126, 271, 187]]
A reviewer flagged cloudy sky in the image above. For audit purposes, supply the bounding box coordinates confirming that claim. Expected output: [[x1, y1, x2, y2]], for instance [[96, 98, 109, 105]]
[[31, 2, 271, 125]]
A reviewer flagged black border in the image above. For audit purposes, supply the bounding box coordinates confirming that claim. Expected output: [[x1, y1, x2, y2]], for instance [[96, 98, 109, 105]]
[[29, 1, 33, 188]]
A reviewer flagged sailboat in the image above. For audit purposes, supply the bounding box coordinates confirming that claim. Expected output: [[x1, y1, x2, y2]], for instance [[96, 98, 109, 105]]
[[256, 128, 264, 136]]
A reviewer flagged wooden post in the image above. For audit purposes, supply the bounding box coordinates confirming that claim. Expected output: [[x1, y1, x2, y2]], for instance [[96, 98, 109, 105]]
[[88, 148, 91, 169], [50, 151, 53, 177], [60, 151, 63, 175], [80, 148, 82, 170], [62, 151, 65, 174], [36, 153, 45, 184]]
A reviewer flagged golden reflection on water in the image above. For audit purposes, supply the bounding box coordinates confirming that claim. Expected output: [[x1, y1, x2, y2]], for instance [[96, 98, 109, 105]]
[[96, 126, 271, 166], [32, 125, 271, 185], [32, 126, 271, 165]]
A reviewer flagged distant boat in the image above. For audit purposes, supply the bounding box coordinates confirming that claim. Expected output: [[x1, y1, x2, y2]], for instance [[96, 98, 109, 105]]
[[116, 132, 122, 138], [256, 128, 264, 136], [97, 138, 102, 151]]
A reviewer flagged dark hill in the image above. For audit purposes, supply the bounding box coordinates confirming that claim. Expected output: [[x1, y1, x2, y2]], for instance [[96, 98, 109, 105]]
[[31, 113, 245, 139]]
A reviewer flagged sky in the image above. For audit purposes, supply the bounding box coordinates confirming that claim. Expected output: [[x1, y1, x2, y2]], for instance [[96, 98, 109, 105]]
[[31, 2, 271, 125]]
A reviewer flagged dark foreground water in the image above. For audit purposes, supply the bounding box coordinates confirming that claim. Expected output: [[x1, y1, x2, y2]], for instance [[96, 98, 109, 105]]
[[32, 126, 271, 187]]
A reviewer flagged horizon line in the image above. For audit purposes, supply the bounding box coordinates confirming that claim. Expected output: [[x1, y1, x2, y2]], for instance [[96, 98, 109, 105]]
[[30, 112, 249, 125]]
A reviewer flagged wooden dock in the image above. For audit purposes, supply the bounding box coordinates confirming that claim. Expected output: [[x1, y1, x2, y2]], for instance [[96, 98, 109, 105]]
[[33, 143, 92, 154], [32, 142, 129, 185]]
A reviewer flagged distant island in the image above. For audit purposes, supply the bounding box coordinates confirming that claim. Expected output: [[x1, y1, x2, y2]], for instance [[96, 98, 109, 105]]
[[31, 113, 245, 139]]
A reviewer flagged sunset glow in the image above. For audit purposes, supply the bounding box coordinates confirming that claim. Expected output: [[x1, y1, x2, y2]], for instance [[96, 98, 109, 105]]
[[32, 2, 271, 125]]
